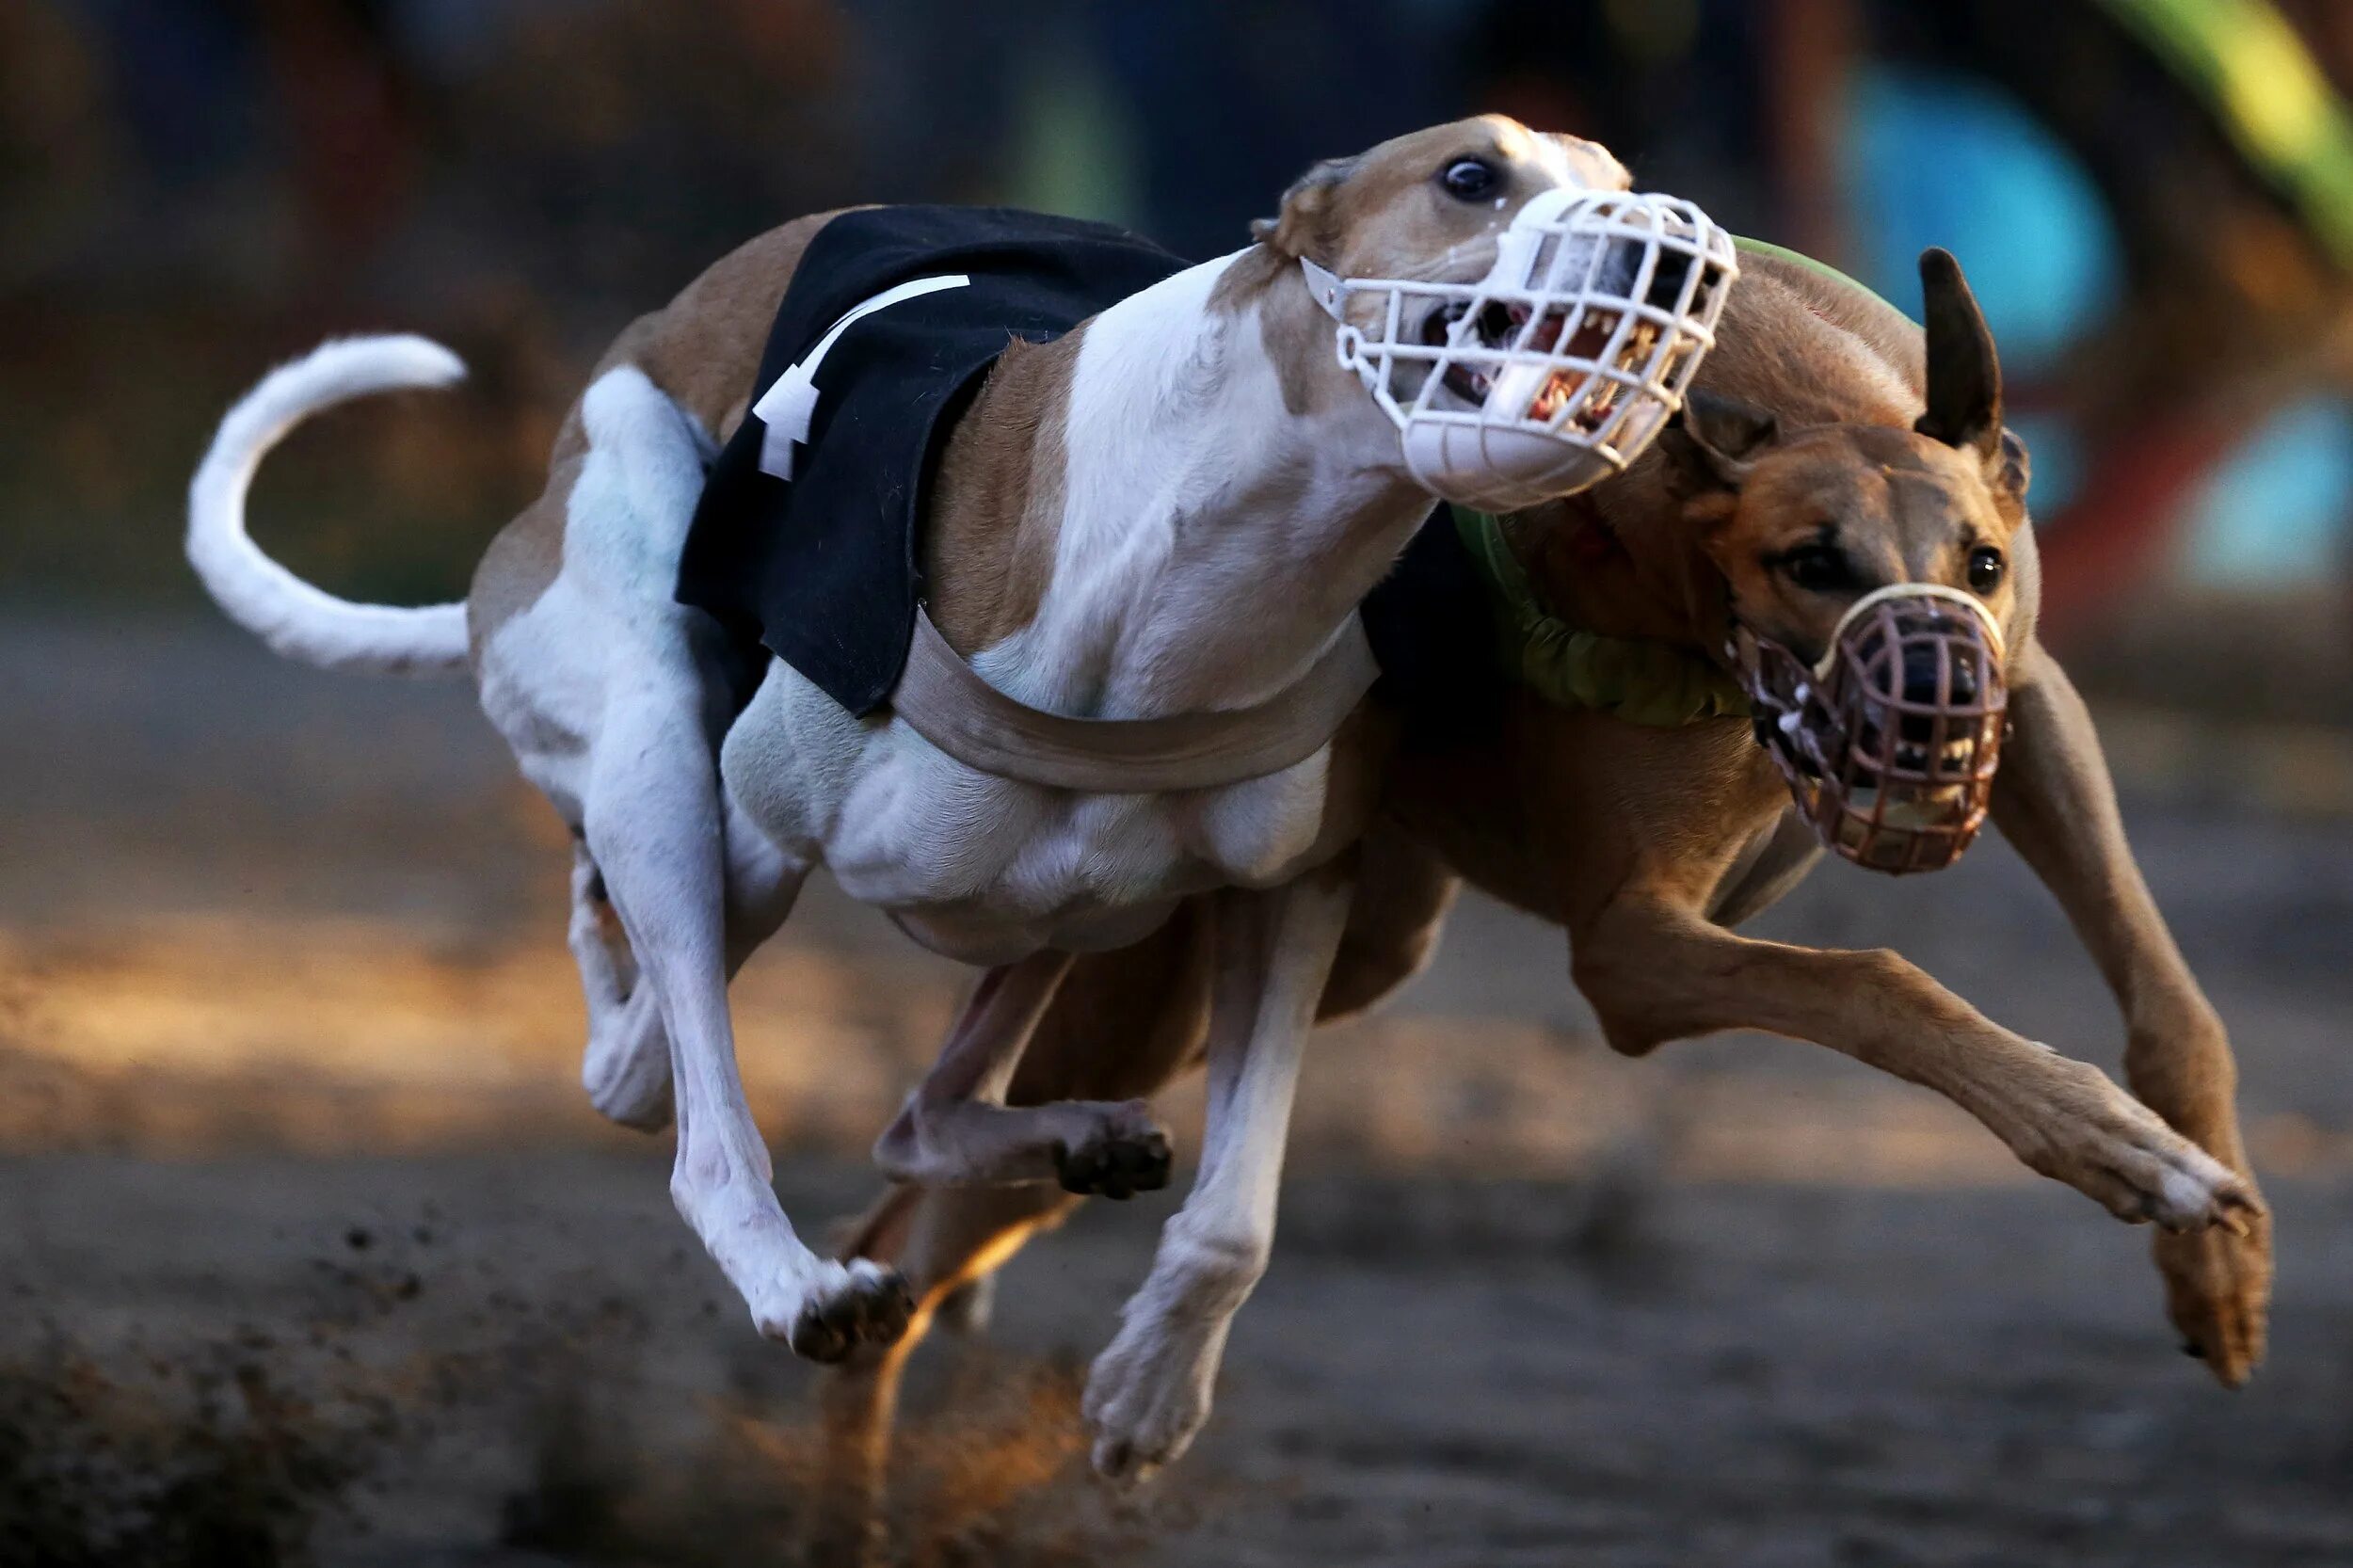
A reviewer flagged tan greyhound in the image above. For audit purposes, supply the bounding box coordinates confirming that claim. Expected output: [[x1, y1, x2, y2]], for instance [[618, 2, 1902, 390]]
[[833, 243, 2269, 1492]]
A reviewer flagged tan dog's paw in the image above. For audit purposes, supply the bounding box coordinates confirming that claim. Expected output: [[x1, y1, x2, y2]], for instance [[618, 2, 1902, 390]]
[[2156, 1194, 2272, 1389], [2023, 1068, 2265, 1234]]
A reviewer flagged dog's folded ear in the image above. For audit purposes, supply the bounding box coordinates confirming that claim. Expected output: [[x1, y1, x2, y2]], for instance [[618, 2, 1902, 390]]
[[1661, 389, 1779, 496], [1914, 248, 2005, 467], [1255, 156, 1357, 257], [1994, 426, 2031, 501]]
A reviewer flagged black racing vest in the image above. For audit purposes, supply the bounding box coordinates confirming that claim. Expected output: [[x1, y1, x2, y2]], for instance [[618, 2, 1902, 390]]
[[677, 205, 1191, 716], [674, 203, 1485, 732]]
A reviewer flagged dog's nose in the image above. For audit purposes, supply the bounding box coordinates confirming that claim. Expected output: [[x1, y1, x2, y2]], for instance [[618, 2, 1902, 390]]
[[1645, 248, 1695, 308], [1901, 646, 1978, 708]]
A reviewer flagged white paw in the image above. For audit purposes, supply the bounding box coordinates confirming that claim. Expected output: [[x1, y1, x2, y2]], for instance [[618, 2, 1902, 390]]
[[751, 1257, 913, 1364], [1081, 1315, 1223, 1481], [2037, 1075, 2263, 1235]]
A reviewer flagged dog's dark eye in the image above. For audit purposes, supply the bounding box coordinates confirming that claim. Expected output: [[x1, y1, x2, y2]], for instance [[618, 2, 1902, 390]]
[[1439, 158, 1498, 200], [1967, 546, 2006, 594], [1778, 543, 1852, 594]]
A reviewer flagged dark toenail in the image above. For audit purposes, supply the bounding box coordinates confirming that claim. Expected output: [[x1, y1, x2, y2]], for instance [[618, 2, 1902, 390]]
[[2181, 1339, 2206, 1359]]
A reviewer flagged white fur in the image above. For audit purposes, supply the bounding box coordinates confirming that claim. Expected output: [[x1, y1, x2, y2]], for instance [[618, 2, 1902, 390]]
[[188, 336, 472, 676], [723, 253, 1417, 966], [1081, 868, 1353, 1479], [478, 367, 898, 1351]]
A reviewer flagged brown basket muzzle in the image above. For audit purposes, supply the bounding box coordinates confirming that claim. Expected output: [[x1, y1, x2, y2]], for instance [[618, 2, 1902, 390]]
[[1737, 585, 2008, 875]]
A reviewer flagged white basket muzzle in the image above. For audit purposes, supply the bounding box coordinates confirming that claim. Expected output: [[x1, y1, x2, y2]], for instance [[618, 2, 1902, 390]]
[[1302, 187, 1737, 511]]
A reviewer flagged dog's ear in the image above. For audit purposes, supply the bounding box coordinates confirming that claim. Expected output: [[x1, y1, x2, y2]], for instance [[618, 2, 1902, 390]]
[[1660, 388, 1778, 496], [1993, 425, 2030, 501], [1254, 155, 1356, 257], [1914, 248, 2004, 466]]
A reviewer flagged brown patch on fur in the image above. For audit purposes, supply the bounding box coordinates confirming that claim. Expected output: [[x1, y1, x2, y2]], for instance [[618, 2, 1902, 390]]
[[1217, 115, 1637, 428], [1257, 116, 1629, 325], [467, 210, 865, 643], [466, 430, 580, 662], [610, 208, 866, 440], [1208, 243, 1353, 418], [921, 328, 1082, 655], [1257, 117, 1629, 269]]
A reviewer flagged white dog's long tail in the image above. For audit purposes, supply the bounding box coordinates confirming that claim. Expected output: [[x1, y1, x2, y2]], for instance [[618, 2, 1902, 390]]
[[188, 334, 472, 677]]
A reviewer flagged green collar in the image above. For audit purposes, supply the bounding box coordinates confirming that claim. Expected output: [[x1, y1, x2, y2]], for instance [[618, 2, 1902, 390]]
[[1730, 234, 1909, 319], [1452, 505, 1749, 727]]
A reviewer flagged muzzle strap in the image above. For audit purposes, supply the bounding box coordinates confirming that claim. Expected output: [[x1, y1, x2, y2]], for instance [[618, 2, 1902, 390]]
[[1298, 255, 1348, 323], [1817, 582, 2005, 680]]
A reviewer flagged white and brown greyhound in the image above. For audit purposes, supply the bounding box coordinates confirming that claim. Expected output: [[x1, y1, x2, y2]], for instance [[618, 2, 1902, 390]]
[[186, 118, 1720, 1470]]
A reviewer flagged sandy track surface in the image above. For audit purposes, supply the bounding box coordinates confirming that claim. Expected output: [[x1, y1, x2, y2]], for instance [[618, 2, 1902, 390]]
[[4, 615, 2352, 1564], [3, 1155, 2350, 1567]]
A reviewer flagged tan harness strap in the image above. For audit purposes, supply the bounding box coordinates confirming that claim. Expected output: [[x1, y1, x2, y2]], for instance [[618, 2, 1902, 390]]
[[889, 609, 1380, 793]]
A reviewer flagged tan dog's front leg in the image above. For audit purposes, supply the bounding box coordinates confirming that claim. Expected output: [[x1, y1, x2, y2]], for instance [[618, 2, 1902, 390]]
[[1992, 657, 2270, 1384], [1570, 893, 2263, 1235]]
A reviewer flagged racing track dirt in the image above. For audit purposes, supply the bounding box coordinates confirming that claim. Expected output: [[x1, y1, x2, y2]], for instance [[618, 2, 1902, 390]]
[[3, 614, 2351, 1566]]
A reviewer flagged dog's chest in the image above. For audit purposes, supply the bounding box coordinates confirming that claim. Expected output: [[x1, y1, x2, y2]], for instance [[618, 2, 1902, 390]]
[[722, 661, 1341, 959]]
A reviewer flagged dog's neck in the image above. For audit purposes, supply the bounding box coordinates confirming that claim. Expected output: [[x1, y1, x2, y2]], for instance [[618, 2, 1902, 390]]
[[940, 246, 1430, 720], [1501, 488, 1734, 663], [1496, 255, 1937, 665]]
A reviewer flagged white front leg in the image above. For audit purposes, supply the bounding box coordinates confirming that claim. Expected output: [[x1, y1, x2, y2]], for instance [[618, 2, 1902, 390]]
[[1080, 860, 1354, 1480]]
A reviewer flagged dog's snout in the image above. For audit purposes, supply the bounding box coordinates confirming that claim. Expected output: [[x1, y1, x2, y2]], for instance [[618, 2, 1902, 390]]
[[1901, 646, 1977, 708], [1645, 248, 1694, 308], [1596, 241, 1694, 309]]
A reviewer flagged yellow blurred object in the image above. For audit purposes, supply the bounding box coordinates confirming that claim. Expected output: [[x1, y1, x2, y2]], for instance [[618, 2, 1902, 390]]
[[2099, 0, 2353, 269]]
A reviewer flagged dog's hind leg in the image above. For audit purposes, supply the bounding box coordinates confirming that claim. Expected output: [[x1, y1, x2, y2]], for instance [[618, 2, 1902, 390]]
[[871, 951, 1174, 1198], [570, 844, 674, 1129], [562, 366, 907, 1363], [576, 793, 806, 1132], [587, 680, 915, 1360]]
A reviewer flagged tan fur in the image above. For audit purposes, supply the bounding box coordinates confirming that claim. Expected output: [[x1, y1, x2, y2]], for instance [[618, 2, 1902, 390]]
[[609, 210, 861, 439], [1208, 244, 1342, 419], [839, 248, 2272, 1431], [1259, 118, 1629, 272], [920, 330, 1080, 654], [466, 434, 580, 663], [467, 211, 857, 648]]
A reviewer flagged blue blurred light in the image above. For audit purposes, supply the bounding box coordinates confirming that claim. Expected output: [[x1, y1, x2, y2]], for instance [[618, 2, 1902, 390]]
[[1844, 67, 2123, 378], [2176, 396, 2353, 585]]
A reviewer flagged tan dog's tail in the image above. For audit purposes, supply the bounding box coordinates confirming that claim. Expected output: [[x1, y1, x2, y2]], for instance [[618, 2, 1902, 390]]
[[187, 335, 472, 677]]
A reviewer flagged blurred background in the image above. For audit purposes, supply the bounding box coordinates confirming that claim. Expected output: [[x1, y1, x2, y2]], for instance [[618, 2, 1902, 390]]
[[5, 2, 2353, 1564]]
